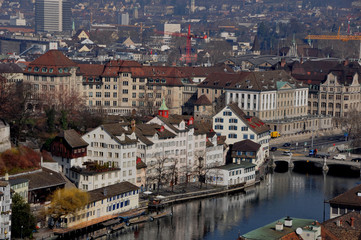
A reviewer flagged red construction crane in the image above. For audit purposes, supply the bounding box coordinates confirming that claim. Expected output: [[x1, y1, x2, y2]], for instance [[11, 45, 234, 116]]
[[155, 24, 207, 64]]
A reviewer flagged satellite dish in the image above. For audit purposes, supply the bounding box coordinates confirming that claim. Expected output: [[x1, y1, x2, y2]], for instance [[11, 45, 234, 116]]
[[296, 228, 303, 235]]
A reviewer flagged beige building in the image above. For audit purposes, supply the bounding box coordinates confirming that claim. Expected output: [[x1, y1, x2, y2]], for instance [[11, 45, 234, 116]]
[[58, 182, 139, 228], [308, 72, 361, 117]]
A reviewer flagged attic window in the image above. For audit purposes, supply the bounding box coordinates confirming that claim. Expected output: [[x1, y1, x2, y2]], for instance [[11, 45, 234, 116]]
[[64, 68, 69, 73], [155, 79, 160, 83], [49, 68, 53, 73], [42, 67, 47, 72], [226, 82, 231, 86], [34, 67, 39, 72], [149, 79, 154, 83], [27, 67, 32, 72], [161, 79, 166, 83], [58, 68, 63, 73]]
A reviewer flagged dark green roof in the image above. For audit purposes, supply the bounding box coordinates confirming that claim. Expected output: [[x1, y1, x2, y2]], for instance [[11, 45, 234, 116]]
[[215, 162, 256, 171], [242, 217, 316, 240]]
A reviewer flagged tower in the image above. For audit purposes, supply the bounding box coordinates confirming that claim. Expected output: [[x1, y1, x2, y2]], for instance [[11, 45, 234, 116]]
[[158, 98, 169, 118], [35, 0, 71, 33], [190, 0, 195, 13]]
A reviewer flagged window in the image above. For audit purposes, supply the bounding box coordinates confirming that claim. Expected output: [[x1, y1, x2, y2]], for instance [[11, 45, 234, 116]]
[[215, 125, 223, 130], [132, 93, 136, 98], [123, 81, 129, 86], [113, 92, 117, 98], [132, 85, 137, 90], [122, 98, 128, 102], [228, 134, 237, 138], [105, 85, 110, 89], [229, 125, 237, 130], [241, 127, 248, 131], [41, 67, 47, 72], [243, 134, 248, 139], [250, 134, 255, 139], [223, 111, 232, 116], [113, 101, 117, 106], [96, 92, 101, 97], [105, 77, 110, 82], [215, 118, 223, 123], [229, 118, 238, 123], [105, 92, 110, 98], [123, 89, 128, 94]]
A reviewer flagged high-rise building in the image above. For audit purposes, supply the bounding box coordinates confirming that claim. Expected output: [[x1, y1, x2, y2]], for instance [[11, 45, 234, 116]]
[[35, 0, 71, 33]]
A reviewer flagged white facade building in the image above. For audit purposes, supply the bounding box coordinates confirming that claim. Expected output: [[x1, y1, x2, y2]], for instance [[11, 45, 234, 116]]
[[213, 103, 270, 162], [82, 125, 138, 184], [0, 181, 11, 240], [0, 120, 11, 153], [207, 162, 256, 187]]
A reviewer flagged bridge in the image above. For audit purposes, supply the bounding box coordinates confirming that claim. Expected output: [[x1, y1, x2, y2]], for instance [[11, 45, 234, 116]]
[[272, 155, 361, 173]]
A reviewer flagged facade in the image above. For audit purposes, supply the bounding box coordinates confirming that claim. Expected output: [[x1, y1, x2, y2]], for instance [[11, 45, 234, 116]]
[[69, 164, 123, 191], [50, 129, 88, 177], [8, 178, 29, 202], [61, 182, 139, 228], [0, 181, 11, 240], [82, 125, 138, 184], [308, 71, 361, 118], [0, 119, 11, 153], [0, 63, 24, 84], [328, 183, 361, 219], [35, 0, 71, 32], [207, 162, 256, 186], [24, 50, 80, 111], [212, 103, 270, 166], [231, 139, 261, 166], [322, 212, 361, 239]]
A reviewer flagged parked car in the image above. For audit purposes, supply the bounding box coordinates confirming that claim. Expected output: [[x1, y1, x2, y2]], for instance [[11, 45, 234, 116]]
[[315, 152, 330, 159], [333, 154, 346, 160], [270, 147, 278, 152], [283, 143, 291, 147], [283, 151, 292, 156], [352, 158, 361, 162]]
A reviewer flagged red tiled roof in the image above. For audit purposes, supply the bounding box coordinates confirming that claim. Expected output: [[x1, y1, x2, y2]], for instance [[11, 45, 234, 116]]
[[77, 64, 104, 77], [29, 50, 77, 67], [194, 95, 212, 105]]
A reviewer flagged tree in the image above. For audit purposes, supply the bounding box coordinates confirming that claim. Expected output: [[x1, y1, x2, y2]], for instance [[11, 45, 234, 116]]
[[47, 188, 89, 228], [168, 158, 179, 192], [334, 109, 361, 148], [193, 153, 210, 189], [11, 193, 36, 238], [147, 156, 169, 193]]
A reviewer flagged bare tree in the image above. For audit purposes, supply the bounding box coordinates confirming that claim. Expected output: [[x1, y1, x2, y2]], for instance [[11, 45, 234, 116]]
[[193, 153, 211, 189], [334, 109, 361, 148], [148, 156, 169, 193], [168, 157, 179, 192]]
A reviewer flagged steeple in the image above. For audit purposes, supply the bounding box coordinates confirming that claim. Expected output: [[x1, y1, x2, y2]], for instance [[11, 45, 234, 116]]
[[158, 98, 169, 118]]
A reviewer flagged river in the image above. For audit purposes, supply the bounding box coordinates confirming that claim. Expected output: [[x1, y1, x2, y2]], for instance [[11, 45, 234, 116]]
[[109, 166, 360, 240]]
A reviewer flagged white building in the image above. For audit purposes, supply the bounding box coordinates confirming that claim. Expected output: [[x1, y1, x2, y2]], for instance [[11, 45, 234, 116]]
[[207, 162, 256, 187], [69, 164, 123, 191], [35, 0, 71, 32], [0, 120, 11, 153], [213, 103, 270, 162], [60, 182, 139, 228], [50, 130, 89, 177], [82, 125, 138, 184], [0, 181, 11, 240]]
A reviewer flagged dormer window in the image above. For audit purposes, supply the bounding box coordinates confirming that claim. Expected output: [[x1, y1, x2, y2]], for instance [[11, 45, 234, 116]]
[[58, 68, 63, 73], [64, 68, 69, 73], [42, 67, 47, 72], [49, 68, 53, 73], [27, 67, 32, 72], [34, 67, 39, 72]]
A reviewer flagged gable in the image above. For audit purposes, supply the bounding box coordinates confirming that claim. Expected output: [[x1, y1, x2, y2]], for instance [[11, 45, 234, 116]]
[[277, 81, 294, 90]]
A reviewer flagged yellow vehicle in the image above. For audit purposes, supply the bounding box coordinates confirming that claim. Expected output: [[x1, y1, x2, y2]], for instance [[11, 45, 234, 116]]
[[270, 131, 281, 138]]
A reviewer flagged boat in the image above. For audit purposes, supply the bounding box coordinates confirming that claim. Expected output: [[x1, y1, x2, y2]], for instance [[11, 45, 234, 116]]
[[128, 215, 150, 225], [111, 222, 125, 232], [118, 209, 146, 222], [149, 211, 173, 221]]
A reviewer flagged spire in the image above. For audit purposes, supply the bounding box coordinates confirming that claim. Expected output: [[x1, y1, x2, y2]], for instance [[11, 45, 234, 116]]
[[158, 98, 169, 118]]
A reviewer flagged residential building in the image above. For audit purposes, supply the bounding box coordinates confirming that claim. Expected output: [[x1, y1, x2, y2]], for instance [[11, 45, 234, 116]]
[[9, 168, 66, 204], [212, 103, 270, 167], [231, 139, 262, 166], [0, 119, 11, 153], [35, 0, 71, 33], [24, 50, 80, 111], [322, 212, 361, 240], [136, 158, 147, 189], [8, 178, 29, 202], [0, 63, 24, 84], [60, 182, 139, 228], [69, 163, 122, 191], [240, 217, 321, 240], [207, 162, 256, 186], [50, 129, 88, 177], [82, 125, 138, 184], [328, 183, 361, 219], [0, 181, 11, 240]]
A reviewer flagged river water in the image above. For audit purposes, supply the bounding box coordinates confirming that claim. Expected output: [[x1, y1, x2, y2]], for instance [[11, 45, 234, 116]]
[[110, 166, 360, 240]]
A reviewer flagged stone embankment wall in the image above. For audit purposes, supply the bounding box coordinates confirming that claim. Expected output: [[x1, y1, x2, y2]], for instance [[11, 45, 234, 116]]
[[270, 128, 342, 145]]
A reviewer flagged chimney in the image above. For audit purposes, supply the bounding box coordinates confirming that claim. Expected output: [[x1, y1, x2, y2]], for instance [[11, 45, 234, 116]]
[[281, 58, 286, 67], [284, 216, 293, 227], [131, 119, 136, 132], [351, 217, 355, 228], [4, 172, 9, 181], [336, 219, 343, 227], [275, 221, 284, 231]]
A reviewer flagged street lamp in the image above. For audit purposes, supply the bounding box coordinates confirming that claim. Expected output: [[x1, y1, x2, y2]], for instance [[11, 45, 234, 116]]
[[4, 229, 7, 240], [21, 225, 23, 239]]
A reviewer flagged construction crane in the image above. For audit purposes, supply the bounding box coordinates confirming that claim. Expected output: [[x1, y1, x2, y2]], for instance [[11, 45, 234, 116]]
[[305, 26, 361, 63], [155, 24, 207, 65]]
